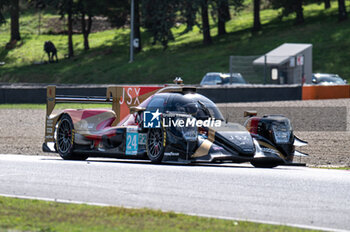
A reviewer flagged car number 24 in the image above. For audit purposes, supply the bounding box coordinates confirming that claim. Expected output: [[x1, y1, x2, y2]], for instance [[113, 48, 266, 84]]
[[126, 127, 147, 155]]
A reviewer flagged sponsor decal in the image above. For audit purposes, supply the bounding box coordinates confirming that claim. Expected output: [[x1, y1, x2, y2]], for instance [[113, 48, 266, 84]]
[[212, 146, 224, 151], [126, 132, 138, 155], [46, 119, 53, 128], [71, 129, 75, 145], [126, 126, 139, 155], [164, 152, 179, 156], [138, 133, 147, 145], [119, 87, 141, 105]]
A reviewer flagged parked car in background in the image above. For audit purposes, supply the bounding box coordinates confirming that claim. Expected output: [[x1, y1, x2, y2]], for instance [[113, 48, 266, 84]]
[[200, 72, 247, 85], [312, 73, 347, 85]]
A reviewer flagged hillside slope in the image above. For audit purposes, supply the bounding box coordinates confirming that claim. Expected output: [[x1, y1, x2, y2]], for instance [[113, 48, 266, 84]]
[[0, 3, 349, 84]]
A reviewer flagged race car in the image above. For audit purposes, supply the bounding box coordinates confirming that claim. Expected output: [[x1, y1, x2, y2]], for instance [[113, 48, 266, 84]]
[[42, 80, 308, 168]]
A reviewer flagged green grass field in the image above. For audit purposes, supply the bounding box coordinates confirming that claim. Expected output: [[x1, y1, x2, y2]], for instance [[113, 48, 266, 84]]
[[0, 2, 350, 85], [0, 196, 317, 232]]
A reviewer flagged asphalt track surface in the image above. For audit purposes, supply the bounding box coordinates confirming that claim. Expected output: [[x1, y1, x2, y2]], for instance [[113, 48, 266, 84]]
[[0, 154, 349, 231]]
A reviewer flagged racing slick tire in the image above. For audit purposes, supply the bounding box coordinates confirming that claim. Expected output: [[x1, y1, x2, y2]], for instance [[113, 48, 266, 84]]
[[146, 128, 165, 163], [250, 161, 278, 168], [56, 114, 88, 161]]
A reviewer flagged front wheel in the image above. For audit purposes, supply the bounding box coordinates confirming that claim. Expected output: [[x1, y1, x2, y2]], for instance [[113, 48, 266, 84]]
[[250, 161, 278, 168], [146, 128, 165, 163], [56, 114, 88, 161]]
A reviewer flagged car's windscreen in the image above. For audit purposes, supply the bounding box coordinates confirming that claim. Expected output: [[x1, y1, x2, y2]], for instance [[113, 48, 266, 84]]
[[222, 75, 246, 84], [200, 75, 221, 85], [144, 95, 168, 112], [318, 76, 345, 84], [169, 93, 224, 121]]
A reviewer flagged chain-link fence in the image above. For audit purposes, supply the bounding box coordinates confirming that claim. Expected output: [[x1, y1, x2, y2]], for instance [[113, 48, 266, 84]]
[[229, 55, 306, 85]]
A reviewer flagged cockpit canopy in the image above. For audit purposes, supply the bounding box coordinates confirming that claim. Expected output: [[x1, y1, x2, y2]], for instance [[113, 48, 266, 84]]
[[142, 92, 224, 121]]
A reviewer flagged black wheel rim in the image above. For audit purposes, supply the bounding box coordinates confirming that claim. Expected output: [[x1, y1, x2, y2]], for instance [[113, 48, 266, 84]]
[[57, 118, 72, 154], [148, 129, 163, 158]]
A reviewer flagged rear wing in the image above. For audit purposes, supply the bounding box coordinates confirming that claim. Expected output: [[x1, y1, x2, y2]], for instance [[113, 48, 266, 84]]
[[44, 84, 196, 142]]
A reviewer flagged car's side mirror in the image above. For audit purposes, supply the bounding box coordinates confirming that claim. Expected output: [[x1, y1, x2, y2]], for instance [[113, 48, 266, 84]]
[[130, 106, 146, 114], [244, 111, 257, 117], [312, 79, 317, 84]]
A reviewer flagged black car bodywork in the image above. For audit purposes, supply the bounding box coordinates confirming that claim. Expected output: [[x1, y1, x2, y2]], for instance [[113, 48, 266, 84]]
[[43, 85, 308, 168], [138, 91, 307, 167]]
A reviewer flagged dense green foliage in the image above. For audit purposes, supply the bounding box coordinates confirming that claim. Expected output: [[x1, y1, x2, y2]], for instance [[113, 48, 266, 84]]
[[0, 1, 349, 84]]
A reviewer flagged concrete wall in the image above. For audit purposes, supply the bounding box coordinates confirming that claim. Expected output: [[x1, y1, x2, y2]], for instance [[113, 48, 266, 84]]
[[0, 86, 107, 104], [0, 84, 303, 104], [197, 85, 302, 103]]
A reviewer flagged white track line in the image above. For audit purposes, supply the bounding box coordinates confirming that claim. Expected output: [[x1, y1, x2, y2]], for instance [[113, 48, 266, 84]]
[[0, 193, 347, 232]]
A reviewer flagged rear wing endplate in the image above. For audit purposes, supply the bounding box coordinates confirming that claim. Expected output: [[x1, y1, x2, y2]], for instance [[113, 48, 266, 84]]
[[44, 84, 196, 143]]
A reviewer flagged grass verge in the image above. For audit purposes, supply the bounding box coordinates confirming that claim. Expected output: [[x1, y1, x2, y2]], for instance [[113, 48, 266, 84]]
[[0, 196, 318, 232]]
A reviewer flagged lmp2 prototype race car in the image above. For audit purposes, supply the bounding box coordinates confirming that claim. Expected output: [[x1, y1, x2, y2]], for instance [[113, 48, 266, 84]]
[[42, 80, 308, 168]]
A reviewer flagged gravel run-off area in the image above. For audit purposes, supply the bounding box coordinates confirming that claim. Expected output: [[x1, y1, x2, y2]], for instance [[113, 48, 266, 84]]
[[0, 98, 349, 167]]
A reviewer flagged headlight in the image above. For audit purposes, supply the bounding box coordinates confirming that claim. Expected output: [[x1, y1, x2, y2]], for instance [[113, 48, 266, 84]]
[[272, 120, 291, 144], [231, 134, 252, 146], [226, 132, 254, 153]]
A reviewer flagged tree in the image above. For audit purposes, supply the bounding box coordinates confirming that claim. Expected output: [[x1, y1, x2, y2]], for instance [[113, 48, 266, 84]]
[[66, 0, 74, 57], [10, 0, 21, 41], [142, 0, 178, 49], [217, 0, 230, 35], [252, 0, 261, 31], [201, 0, 212, 45], [295, 0, 304, 24], [0, 0, 21, 42], [48, 0, 75, 57], [80, 13, 92, 50], [269, 0, 304, 25], [179, 0, 199, 34], [216, 0, 244, 35], [338, 0, 347, 21], [324, 0, 330, 9], [76, 0, 96, 50], [179, 0, 242, 41], [0, 1, 9, 26]]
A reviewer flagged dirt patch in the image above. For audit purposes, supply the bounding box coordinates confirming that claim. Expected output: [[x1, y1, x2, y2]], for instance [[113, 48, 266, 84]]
[[42, 16, 114, 35], [0, 109, 46, 156]]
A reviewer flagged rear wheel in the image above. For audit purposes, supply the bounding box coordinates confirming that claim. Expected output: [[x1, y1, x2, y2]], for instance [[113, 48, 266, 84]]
[[56, 114, 88, 160], [146, 128, 165, 163]]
